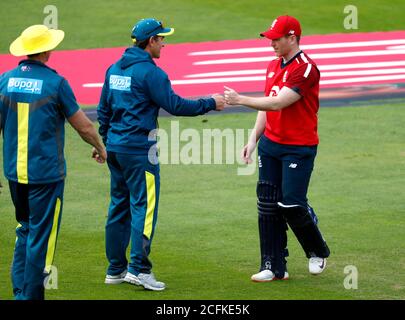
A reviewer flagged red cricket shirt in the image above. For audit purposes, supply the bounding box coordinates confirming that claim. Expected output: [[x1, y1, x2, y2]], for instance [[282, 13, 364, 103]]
[[264, 51, 320, 146]]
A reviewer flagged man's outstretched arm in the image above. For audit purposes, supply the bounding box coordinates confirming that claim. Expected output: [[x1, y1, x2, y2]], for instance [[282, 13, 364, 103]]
[[224, 86, 301, 111]]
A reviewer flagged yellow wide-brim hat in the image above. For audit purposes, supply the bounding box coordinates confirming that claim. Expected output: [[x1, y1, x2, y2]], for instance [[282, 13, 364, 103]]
[[10, 25, 65, 57]]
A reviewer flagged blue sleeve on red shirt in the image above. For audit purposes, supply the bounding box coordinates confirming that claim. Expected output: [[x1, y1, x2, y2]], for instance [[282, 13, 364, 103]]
[[285, 63, 320, 96]]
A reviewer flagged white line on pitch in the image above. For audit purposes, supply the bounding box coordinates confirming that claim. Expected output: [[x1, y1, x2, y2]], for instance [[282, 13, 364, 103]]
[[320, 74, 405, 85], [323, 68, 405, 77], [82, 71, 405, 87], [175, 73, 405, 85], [189, 39, 405, 56], [172, 73, 405, 85], [185, 69, 266, 78], [319, 60, 405, 71], [194, 50, 405, 65], [185, 61, 405, 78], [387, 45, 405, 50], [83, 83, 103, 88]]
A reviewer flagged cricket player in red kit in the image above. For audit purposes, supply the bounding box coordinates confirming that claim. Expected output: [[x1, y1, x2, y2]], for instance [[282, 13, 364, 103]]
[[224, 15, 330, 282]]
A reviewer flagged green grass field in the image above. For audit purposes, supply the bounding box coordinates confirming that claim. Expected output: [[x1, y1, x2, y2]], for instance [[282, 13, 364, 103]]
[[0, 0, 405, 301], [0, 105, 404, 300], [0, 0, 405, 53]]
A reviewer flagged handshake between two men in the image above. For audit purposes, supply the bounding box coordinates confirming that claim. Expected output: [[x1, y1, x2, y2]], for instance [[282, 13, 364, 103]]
[[91, 86, 252, 164], [210, 86, 243, 111]]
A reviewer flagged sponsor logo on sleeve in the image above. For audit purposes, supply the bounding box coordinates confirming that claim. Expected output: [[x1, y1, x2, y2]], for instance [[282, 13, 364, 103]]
[[109, 75, 131, 91], [7, 78, 43, 94]]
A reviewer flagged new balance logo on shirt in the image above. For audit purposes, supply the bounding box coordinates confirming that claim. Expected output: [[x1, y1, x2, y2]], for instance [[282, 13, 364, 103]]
[[109, 75, 131, 91]]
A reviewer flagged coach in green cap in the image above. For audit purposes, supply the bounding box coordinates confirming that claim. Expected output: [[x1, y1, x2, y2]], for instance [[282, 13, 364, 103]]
[[99, 18, 224, 291]]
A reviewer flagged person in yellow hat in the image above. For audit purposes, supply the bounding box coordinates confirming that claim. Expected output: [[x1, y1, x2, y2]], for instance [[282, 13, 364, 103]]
[[0, 25, 107, 300]]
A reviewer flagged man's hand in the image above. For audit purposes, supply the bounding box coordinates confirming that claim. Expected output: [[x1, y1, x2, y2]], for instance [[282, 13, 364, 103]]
[[212, 94, 225, 111], [92, 147, 107, 164], [241, 142, 256, 164], [224, 86, 240, 105]]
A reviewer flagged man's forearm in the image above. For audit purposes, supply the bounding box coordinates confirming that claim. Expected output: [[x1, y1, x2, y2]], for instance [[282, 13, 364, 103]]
[[78, 123, 105, 152], [239, 95, 281, 111], [227, 86, 301, 111], [250, 111, 266, 143], [68, 110, 105, 153]]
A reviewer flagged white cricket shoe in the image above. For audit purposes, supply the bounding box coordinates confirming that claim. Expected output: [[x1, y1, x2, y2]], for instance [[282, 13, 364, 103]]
[[251, 269, 289, 282], [309, 257, 327, 275], [123, 271, 141, 285], [124, 272, 165, 291], [104, 270, 127, 284], [137, 273, 166, 291]]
